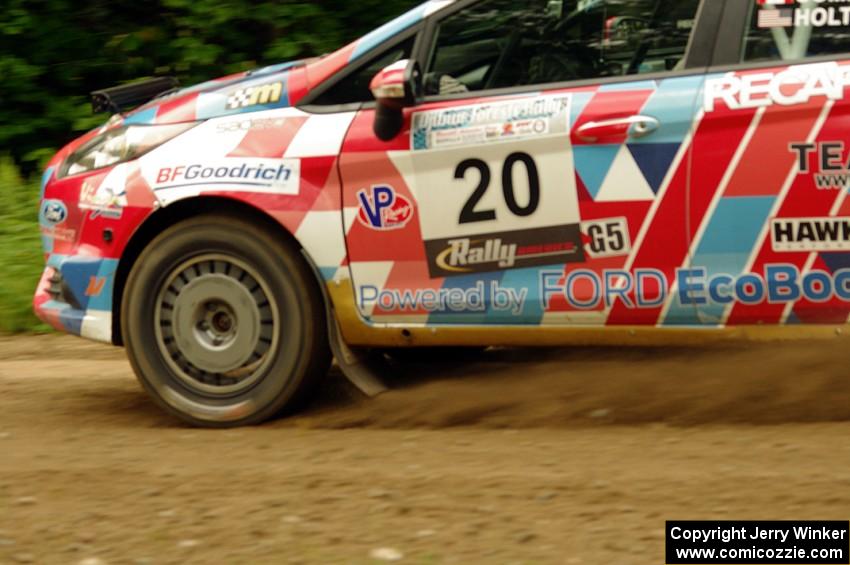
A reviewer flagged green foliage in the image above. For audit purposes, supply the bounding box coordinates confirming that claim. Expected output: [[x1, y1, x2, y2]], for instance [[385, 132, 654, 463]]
[[0, 0, 419, 332], [0, 0, 419, 176], [0, 156, 50, 333]]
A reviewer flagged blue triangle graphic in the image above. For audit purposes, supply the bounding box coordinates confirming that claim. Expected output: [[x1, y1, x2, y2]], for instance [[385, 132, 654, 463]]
[[627, 143, 680, 194], [573, 145, 620, 200], [821, 252, 850, 274]]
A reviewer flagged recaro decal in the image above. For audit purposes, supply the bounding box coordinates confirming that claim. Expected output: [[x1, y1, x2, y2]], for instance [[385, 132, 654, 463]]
[[704, 63, 850, 112]]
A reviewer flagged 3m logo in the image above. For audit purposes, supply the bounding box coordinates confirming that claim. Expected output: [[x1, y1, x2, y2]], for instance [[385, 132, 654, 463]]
[[226, 82, 284, 110]]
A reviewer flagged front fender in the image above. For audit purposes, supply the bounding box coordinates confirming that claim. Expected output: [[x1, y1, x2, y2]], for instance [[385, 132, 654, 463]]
[[36, 108, 358, 345]]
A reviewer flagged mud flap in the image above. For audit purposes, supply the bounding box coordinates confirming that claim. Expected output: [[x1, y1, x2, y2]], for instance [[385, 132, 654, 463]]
[[300, 251, 388, 397], [327, 315, 389, 398]]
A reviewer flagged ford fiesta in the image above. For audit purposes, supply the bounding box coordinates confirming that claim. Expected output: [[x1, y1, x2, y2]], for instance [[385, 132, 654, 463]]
[[34, 0, 850, 426]]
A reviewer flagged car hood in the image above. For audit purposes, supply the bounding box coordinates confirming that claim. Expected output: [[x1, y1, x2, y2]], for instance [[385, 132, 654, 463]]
[[117, 59, 316, 126]]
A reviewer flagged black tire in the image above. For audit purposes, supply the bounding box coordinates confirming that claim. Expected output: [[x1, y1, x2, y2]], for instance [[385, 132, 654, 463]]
[[121, 213, 330, 427]]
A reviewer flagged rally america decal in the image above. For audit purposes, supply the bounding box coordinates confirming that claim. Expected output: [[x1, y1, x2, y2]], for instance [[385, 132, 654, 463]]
[[424, 225, 584, 278]]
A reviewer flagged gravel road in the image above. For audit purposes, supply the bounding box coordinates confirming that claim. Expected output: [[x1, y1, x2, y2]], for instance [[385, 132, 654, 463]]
[[2, 335, 850, 564]]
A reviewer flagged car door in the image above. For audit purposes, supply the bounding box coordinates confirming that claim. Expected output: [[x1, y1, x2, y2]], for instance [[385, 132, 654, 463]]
[[680, 0, 850, 327], [338, 0, 711, 327]]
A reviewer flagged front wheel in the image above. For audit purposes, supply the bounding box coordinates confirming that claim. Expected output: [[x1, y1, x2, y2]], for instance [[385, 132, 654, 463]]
[[121, 214, 330, 427]]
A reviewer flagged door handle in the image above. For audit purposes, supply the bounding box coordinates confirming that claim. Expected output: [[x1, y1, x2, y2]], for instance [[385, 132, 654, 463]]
[[575, 115, 660, 143]]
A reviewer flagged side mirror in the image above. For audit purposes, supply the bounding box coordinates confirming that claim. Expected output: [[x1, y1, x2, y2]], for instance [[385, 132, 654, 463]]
[[370, 59, 422, 142]]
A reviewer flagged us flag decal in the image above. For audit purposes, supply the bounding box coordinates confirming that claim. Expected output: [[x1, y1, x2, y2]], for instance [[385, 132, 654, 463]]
[[758, 8, 794, 28]]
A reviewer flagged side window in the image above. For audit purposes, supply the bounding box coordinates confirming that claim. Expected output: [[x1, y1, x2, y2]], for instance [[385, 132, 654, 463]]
[[743, 4, 850, 62], [423, 0, 701, 96], [312, 37, 415, 106]]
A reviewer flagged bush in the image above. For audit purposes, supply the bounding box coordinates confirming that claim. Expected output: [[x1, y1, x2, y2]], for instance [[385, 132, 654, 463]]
[[0, 0, 420, 177], [0, 156, 50, 333], [0, 1, 420, 333]]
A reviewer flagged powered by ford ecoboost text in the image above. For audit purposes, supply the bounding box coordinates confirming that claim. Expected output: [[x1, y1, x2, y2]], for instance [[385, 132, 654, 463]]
[[34, 0, 850, 426]]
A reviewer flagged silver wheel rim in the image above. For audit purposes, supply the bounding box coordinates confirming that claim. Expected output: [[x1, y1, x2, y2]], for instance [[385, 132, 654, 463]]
[[154, 254, 280, 396]]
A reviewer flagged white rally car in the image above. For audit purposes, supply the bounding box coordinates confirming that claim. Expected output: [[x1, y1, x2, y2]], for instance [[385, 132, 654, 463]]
[[35, 0, 850, 426]]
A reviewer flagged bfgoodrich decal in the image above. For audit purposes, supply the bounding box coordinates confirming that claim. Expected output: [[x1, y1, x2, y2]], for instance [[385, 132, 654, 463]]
[[151, 158, 300, 195], [424, 225, 584, 278]]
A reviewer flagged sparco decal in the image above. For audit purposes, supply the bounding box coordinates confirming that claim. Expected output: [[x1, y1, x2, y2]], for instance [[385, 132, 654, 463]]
[[704, 63, 850, 112], [356, 185, 414, 231], [424, 225, 584, 278], [772, 217, 850, 251]]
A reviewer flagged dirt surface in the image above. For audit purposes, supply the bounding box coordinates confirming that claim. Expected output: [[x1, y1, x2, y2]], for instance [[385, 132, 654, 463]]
[[2, 335, 850, 564]]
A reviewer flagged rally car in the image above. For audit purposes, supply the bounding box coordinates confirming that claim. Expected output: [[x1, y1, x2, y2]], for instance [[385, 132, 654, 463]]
[[34, 0, 850, 426]]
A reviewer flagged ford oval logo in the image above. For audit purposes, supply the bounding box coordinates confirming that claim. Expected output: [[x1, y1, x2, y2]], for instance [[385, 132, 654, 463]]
[[41, 200, 68, 226]]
